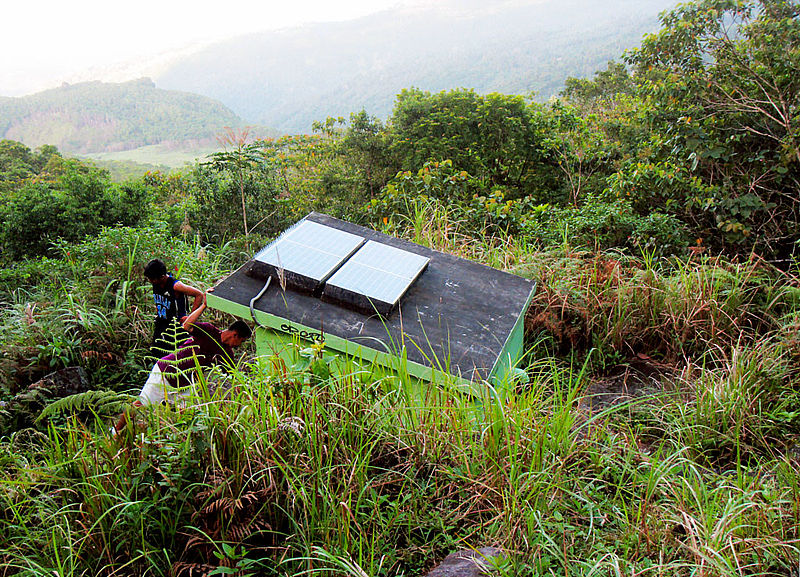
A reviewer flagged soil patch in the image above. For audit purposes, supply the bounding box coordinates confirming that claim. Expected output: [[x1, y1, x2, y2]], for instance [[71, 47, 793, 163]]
[[583, 354, 675, 411]]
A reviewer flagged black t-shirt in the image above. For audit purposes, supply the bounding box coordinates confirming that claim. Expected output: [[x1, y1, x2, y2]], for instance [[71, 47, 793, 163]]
[[152, 275, 188, 343]]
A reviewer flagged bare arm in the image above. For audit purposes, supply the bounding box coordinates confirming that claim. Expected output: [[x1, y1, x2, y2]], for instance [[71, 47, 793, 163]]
[[174, 281, 205, 315], [181, 298, 207, 332]]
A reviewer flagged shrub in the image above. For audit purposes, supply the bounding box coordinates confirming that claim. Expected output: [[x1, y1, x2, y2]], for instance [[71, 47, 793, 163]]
[[523, 196, 690, 256], [0, 162, 150, 261]]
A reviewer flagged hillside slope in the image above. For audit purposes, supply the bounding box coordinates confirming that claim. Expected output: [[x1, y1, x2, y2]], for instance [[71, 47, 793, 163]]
[[0, 78, 242, 154], [155, 0, 677, 133]]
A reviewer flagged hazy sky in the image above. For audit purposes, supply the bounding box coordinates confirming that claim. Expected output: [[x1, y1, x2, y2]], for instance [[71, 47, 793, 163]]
[[1, 0, 422, 97]]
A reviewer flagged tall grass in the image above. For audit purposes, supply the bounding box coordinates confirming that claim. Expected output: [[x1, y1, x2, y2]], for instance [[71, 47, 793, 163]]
[[1, 341, 798, 576], [520, 249, 787, 364], [1, 209, 799, 575]]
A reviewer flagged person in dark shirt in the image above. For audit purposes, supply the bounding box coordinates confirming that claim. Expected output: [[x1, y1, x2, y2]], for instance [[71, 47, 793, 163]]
[[144, 258, 204, 357], [113, 293, 252, 434]]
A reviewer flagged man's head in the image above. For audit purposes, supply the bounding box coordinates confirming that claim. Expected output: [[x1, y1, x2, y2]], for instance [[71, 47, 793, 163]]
[[221, 320, 252, 347], [144, 259, 170, 289]]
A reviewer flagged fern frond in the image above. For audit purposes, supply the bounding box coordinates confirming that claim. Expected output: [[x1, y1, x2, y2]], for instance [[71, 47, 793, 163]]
[[37, 390, 133, 422]]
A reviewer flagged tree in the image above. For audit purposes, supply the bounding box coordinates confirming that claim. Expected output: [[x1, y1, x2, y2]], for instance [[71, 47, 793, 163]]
[[0, 159, 148, 260], [204, 127, 264, 236], [624, 0, 800, 255], [388, 88, 558, 199], [562, 62, 636, 115], [341, 110, 391, 199], [0, 141, 63, 195], [546, 103, 617, 206]]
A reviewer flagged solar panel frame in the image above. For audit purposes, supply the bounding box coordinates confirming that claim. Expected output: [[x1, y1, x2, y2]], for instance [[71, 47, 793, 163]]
[[323, 240, 430, 316], [246, 220, 365, 294]]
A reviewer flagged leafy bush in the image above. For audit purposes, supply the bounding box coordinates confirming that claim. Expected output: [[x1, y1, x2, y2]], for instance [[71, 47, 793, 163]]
[[523, 195, 690, 255], [389, 89, 560, 198], [190, 163, 282, 243], [0, 160, 151, 261]]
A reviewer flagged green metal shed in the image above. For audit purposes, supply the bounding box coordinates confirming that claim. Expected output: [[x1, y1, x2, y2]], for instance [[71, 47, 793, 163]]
[[206, 212, 535, 387]]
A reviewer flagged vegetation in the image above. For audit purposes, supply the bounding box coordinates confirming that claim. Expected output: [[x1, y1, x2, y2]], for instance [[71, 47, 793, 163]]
[[1, 0, 799, 574], [0, 142, 151, 260], [81, 158, 173, 183], [622, 0, 800, 258], [0, 78, 244, 154], [1, 217, 798, 576]]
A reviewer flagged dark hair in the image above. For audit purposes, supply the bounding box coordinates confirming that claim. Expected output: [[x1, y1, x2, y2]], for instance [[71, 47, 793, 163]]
[[144, 259, 167, 280], [228, 320, 252, 340]]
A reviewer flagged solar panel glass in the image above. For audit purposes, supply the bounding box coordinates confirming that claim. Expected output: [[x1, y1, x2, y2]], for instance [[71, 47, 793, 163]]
[[324, 240, 429, 313], [251, 220, 364, 291]]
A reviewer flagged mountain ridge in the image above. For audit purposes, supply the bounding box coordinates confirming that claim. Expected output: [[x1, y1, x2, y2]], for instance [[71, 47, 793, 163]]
[[155, 0, 678, 133], [0, 78, 243, 154], [0, 0, 679, 154]]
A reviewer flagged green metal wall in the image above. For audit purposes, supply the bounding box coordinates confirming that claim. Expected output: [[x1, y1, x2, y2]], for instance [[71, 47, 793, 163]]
[[208, 290, 528, 389]]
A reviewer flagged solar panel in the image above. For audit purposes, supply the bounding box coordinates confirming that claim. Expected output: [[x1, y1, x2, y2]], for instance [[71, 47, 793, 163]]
[[247, 220, 365, 293], [323, 240, 430, 316]]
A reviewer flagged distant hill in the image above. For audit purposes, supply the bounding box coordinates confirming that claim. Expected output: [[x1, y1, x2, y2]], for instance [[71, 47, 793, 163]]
[[155, 0, 678, 133], [0, 78, 243, 154], [0, 0, 679, 153]]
